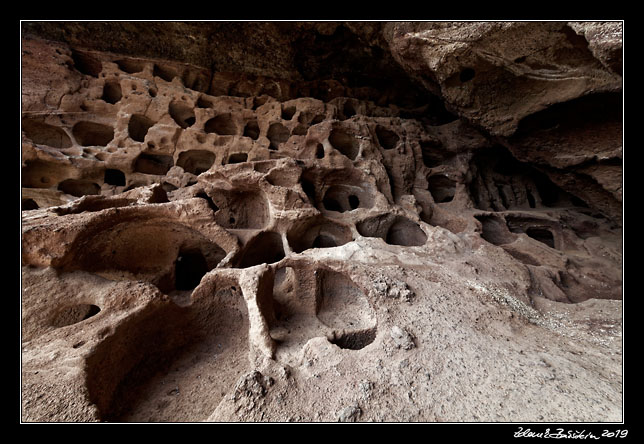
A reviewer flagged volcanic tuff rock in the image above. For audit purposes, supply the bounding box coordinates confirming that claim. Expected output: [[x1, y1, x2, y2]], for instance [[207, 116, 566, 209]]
[[21, 21, 623, 422]]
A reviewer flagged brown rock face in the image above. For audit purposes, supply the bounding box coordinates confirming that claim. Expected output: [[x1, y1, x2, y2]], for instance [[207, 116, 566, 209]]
[[21, 22, 622, 423]]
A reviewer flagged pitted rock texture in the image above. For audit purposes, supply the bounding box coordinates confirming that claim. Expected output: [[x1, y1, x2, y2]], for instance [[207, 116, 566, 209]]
[[21, 22, 622, 423]]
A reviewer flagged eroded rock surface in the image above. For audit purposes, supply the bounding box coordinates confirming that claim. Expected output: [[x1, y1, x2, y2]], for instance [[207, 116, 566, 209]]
[[21, 21, 622, 423]]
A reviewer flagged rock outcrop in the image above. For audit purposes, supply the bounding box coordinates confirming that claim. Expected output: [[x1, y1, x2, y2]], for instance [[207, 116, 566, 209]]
[[21, 21, 622, 423]]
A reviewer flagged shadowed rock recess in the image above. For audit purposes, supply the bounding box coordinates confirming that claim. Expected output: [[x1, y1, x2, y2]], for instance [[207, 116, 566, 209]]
[[21, 21, 623, 423]]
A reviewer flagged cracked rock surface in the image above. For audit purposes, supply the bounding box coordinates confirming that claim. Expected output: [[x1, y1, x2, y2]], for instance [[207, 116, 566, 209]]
[[21, 21, 622, 422]]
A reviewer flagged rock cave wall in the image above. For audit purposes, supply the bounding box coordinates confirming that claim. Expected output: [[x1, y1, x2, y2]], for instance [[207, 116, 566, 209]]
[[21, 21, 623, 423]]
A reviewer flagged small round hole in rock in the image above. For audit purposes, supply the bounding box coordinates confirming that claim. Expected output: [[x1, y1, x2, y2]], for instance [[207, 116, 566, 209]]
[[329, 328, 376, 350], [52, 304, 101, 328], [315, 144, 325, 159], [104, 169, 126, 186], [243, 120, 260, 140], [102, 81, 122, 104], [348, 195, 359, 210]]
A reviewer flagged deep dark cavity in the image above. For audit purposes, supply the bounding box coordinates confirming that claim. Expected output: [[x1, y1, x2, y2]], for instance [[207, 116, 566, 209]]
[[116, 58, 146, 74], [385, 217, 427, 246], [243, 119, 260, 140], [104, 169, 126, 186], [197, 96, 214, 108], [71, 50, 102, 77], [420, 139, 451, 168], [329, 328, 377, 350], [475, 215, 515, 246], [459, 67, 475, 82], [237, 232, 285, 267], [342, 101, 356, 120], [22, 119, 72, 149], [375, 125, 399, 150], [58, 179, 101, 197], [134, 153, 174, 175], [267, 122, 290, 150], [514, 92, 622, 136], [22, 198, 39, 210], [72, 121, 114, 147], [469, 145, 586, 211], [227, 152, 248, 164], [153, 63, 178, 82], [128, 114, 155, 142], [328, 128, 359, 160], [427, 174, 456, 203], [292, 24, 443, 112], [301, 176, 317, 204], [321, 184, 371, 213], [169, 101, 196, 129], [177, 150, 215, 175], [102, 80, 123, 104], [281, 105, 296, 120], [357, 215, 427, 247], [315, 143, 325, 159], [526, 227, 555, 248], [287, 217, 353, 253], [205, 114, 236, 135], [174, 249, 209, 290]]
